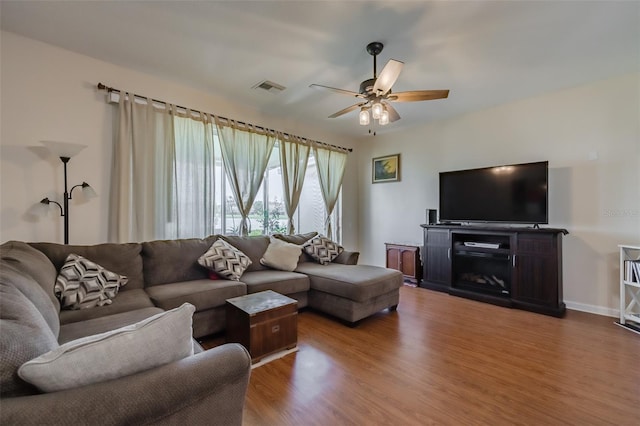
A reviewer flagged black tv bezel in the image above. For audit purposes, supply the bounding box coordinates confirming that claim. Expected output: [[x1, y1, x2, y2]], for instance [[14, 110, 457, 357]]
[[438, 161, 549, 225]]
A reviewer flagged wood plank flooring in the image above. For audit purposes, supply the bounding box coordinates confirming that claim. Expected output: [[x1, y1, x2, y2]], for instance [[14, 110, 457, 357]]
[[204, 286, 640, 425]]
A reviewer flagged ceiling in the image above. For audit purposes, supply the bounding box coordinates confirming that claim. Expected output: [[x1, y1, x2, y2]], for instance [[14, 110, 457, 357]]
[[1, 1, 639, 138]]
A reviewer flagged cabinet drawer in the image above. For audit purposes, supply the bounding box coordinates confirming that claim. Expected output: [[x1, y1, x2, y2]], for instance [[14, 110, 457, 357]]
[[250, 312, 297, 358]]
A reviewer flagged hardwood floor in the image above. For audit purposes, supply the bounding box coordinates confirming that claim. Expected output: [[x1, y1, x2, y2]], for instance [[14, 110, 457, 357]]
[[205, 286, 640, 425]]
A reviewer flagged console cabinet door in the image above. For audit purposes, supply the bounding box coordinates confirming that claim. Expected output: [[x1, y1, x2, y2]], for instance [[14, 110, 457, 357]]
[[400, 248, 419, 281], [424, 229, 451, 288], [385, 244, 422, 284], [386, 246, 401, 271], [512, 234, 564, 314]]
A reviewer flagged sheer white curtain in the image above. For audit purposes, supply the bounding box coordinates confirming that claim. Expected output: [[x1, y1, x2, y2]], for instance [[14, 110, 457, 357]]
[[215, 119, 275, 236], [169, 112, 216, 238], [313, 146, 347, 240], [109, 92, 175, 242], [278, 135, 310, 234]]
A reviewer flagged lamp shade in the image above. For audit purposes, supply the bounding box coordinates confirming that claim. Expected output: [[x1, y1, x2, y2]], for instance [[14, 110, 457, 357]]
[[359, 108, 370, 125], [32, 199, 52, 218], [81, 182, 98, 199], [40, 141, 87, 158], [371, 102, 383, 120], [379, 109, 389, 126]]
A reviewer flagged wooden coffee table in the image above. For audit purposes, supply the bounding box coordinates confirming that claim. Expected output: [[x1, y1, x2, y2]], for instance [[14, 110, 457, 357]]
[[225, 290, 298, 363]]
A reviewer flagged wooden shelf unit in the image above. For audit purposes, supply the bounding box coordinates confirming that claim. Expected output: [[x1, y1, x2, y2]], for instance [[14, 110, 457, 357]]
[[420, 224, 568, 317], [385, 243, 422, 284]]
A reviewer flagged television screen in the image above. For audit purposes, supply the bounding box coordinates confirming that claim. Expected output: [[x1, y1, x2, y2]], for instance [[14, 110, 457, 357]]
[[439, 161, 548, 224]]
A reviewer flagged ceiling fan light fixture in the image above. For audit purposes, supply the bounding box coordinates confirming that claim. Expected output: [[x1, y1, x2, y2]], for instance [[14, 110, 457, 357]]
[[359, 108, 370, 125], [371, 102, 383, 119], [379, 109, 389, 126]]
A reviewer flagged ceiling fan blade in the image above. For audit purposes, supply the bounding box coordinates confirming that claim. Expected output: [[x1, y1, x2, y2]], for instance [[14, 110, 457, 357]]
[[372, 59, 404, 96], [383, 102, 401, 122], [328, 103, 365, 118], [389, 90, 450, 102], [309, 84, 364, 98]]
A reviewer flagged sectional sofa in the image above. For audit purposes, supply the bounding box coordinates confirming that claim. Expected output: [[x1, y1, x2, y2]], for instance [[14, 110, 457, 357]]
[[1, 232, 402, 425]]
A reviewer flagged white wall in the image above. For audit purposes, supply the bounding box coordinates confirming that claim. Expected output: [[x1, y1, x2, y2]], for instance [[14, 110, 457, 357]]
[[0, 31, 359, 248], [356, 72, 640, 316]]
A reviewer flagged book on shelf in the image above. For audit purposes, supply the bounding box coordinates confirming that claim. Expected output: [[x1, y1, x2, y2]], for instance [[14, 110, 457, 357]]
[[624, 260, 640, 283]]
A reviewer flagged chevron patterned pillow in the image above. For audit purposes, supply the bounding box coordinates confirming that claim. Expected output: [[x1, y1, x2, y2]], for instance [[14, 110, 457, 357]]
[[198, 239, 252, 281], [55, 254, 128, 310], [302, 235, 344, 265]]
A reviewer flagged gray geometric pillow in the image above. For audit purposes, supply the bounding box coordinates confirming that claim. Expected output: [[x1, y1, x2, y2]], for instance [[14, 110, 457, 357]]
[[197, 239, 252, 281], [302, 235, 344, 265], [55, 254, 128, 310]]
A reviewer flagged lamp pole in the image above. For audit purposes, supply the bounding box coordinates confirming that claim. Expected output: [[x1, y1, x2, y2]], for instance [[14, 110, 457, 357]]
[[61, 156, 70, 244]]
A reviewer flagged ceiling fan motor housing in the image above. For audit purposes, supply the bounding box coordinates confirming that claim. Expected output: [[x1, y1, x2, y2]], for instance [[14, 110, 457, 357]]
[[359, 78, 376, 95], [366, 42, 384, 56]]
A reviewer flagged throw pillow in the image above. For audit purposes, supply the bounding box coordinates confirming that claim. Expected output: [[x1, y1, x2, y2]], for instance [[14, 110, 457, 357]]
[[260, 236, 303, 272], [302, 235, 344, 265], [197, 239, 252, 281], [55, 254, 128, 310], [18, 303, 195, 393]]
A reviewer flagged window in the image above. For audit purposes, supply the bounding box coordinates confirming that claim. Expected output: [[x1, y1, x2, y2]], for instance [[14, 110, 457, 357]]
[[296, 155, 341, 241], [172, 120, 341, 240]]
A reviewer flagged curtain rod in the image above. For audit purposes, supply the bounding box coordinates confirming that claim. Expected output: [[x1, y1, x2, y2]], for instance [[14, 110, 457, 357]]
[[97, 83, 353, 153]]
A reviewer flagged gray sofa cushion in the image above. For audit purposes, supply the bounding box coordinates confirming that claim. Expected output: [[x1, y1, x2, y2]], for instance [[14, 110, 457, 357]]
[[220, 235, 270, 272], [272, 231, 318, 245], [58, 307, 164, 344], [145, 279, 246, 312], [1, 263, 60, 338], [58, 289, 155, 325], [295, 263, 403, 302], [332, 250, 360, 265], [0, 282, 59, 397], [30, 242, 145, 290], [239, 270, 310, 295], [1, 241, 60, 312], [142, 236, 218, 286]]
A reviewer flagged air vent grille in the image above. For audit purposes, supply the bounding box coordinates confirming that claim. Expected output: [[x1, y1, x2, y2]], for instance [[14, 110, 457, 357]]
[[253, 80, 286, 93]]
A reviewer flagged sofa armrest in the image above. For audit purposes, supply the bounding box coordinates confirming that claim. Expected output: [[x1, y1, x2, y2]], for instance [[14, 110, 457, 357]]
[[333, 250, 359, 265], [0, 343, 251, 426]]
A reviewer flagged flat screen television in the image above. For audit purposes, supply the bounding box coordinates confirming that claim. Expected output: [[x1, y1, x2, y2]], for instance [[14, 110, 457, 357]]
[[439, 161, 548, 224]]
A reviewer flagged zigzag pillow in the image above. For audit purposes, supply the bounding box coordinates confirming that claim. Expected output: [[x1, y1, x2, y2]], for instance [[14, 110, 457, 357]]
[[302, 235, 344, 265], [198, 239, 252, 281], [55, 254, 128, 310]]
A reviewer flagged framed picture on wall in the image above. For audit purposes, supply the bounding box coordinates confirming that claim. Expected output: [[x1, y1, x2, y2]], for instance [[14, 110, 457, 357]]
[[372, 154, 400, 183]]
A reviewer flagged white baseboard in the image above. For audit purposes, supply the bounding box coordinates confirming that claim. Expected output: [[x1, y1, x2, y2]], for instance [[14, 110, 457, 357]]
[[565, 300, 618, 318]]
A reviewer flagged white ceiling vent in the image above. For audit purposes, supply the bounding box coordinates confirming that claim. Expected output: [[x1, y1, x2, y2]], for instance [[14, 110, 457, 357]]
[[253, 80, 286, 93]]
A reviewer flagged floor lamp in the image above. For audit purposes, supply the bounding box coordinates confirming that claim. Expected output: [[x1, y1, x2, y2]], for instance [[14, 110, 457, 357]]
[[36, 141, 97, 244]]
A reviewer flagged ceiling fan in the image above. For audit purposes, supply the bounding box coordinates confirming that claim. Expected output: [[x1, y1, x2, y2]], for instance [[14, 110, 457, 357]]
[[310, 42, 449, 127]]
